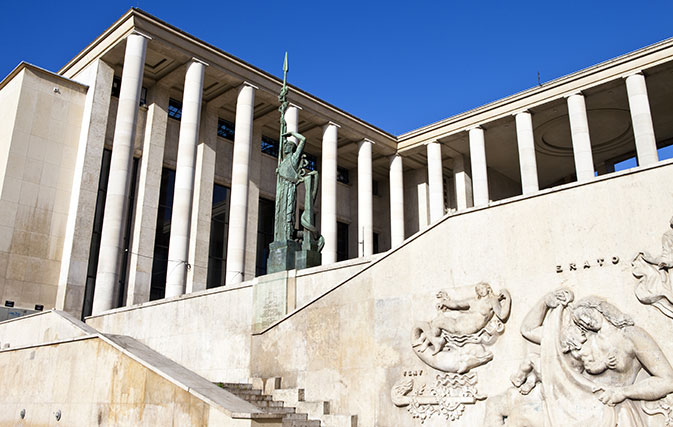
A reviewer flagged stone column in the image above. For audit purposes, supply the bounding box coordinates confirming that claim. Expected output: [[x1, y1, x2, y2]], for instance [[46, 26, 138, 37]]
[[453, 154, 472, 210], [285, 104, 300, 138], [625, 72, 658, 166], [426, 140, 444, 222], [125, 86, 169, 305], [566, 92, 595, 181], [389, 154, 405, 247], [225, 83, 256, 285], [357, 139, 373, 257], [468, 127, 489, 207], [244, 124, 262, 280], [165, 59, 207, 298], [92, 32, 149, 315], [321, 122, 339, 264], [186, 107, 217, 294], [514, 111, 539, 194]]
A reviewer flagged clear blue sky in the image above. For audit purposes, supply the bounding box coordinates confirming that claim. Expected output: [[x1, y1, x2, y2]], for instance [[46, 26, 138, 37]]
[[1, 1, 672, 135]]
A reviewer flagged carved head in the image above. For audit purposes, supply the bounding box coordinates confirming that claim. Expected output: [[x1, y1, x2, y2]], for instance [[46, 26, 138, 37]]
[[284, 140, 296, 154], [571, 297, 634, 332], [475, 282, 493, 298]]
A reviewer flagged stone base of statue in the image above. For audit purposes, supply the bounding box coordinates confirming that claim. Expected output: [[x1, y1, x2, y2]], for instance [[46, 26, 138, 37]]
[[267, 240, 301, 275], [295, 244, 322, 270]]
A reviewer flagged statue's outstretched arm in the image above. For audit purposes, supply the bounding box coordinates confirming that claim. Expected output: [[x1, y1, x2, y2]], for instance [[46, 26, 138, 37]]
[[520, 289, 572, 344]]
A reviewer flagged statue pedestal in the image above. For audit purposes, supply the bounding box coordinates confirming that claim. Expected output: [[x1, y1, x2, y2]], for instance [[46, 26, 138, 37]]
[[295, 245, 322, 270], [267, 240, 300, 275]]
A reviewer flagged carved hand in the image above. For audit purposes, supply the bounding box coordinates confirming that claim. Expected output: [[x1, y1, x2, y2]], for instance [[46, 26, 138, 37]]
[[545, 288, 574, 308], [593, 386, 627, 407]]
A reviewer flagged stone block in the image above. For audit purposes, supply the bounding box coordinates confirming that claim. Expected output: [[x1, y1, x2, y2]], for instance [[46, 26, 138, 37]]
[[267, 240, 300, 274]]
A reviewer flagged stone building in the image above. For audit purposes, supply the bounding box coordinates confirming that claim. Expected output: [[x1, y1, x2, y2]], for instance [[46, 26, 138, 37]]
[[1, 8, 673, 427]]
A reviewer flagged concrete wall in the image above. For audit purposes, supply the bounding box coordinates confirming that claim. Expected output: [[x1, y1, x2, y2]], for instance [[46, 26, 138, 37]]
[[0, 66, 87, 311], [250, 161, 673, 426], [0, 336, 263, 427]]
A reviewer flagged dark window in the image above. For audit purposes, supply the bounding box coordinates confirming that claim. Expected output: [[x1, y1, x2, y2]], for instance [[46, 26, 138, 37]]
[[372, 180, 379, 196], [150, 168, 176, 300], [139, 87, 148, 106], [337, 221, 349, 262], [82, 150, 138, 317], [111, 76, 147, 107], [168, 98, 183, 120], [111, 76, 121, 98], [256, 198, 276, 276], [337, 166, 349, 184], [261, 135, 279, 157], [217, 118, 235, 141], [82, 149, 112, 319], [303, 153, 317, 171], [207, 184, 230, 288], [373, 232, 380, 254]]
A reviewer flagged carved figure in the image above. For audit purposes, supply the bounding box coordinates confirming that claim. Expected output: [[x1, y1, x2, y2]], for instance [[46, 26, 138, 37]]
[[485, 288, 673, 426], [411, 283, 511, 373], [275, 131, 307, 241], [633, 216, 673, 318]]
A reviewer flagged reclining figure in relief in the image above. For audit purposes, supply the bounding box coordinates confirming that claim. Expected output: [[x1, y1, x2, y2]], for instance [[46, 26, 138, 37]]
[[411, 282, 511, 373], [483, 288, 673, 427], [633, 215, 673, 319]]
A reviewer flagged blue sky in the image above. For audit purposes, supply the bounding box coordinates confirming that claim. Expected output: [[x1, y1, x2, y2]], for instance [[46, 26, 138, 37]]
[[1, 1, 672, 135]]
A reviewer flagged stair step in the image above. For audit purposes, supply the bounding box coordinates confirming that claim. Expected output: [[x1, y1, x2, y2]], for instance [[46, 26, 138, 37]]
[[273, 388, 305, 404], [216, 382, 252, 390], [282, 420, 321, 427], [253, 400, 285, 408], [320, 414, 357, 427], [227, 388, 263, 396], [281, 412, 307, 420], [294, 400, 330, 417]]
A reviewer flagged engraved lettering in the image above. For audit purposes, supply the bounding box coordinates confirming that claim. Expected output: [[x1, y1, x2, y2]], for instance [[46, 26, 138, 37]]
[[556, 265, 563, 273], [597, 258, 605, 266], [583, 261, 591, 269], [569, 263, 577, 271], [612, 256, 620, 264]]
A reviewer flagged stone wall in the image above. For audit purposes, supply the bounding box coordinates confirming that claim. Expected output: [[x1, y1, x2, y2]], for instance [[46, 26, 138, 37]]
[[250, 160, 673, 426]]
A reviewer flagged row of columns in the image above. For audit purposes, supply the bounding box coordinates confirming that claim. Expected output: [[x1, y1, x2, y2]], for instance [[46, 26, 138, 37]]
[[91, 32, 408, 315], [423, 71, 659, 224]]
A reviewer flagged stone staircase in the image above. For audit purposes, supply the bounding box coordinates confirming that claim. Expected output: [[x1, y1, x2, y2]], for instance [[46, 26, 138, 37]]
[[217, 381, 357, 427]]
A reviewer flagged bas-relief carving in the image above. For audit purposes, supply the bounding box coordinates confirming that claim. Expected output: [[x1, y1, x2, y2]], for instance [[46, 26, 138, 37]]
[[393, 283, 511, 423], [633, 216, 673, 319], [484, 289, 673, 426], [411, 283, 511, 373]]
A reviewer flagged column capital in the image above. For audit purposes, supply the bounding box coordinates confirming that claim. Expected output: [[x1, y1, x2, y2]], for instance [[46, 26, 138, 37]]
[[512, 109, 533, 117], [324, 121, 341, 130], [130, 30, 152, 41], [423, 139, 442, 146], [240, 81, 259, 91], [467, 125, 484, 132], [388, 153, 402, 160], [287, 102, 303, 111], [564, 91, 584, 99], [189, 57, 209, 67], [622, 70, 644, 79], [359, 138, 375, 147]]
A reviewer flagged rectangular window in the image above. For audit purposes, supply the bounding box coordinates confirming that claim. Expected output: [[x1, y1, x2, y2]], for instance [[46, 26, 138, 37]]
[[217, 118, 235, 141], [256, 198, 276, 276], [373, 232, 380, 254], [82, 149, 112, 319], [337, 166, 349, 184], [337, 221, 349, 261], [111, 76, 121, 98], [150, 168, 176, 300], [139, 87, 148, 106], [261, 135, 279, 158], [168, 98, 183, 120], [303, 152, 317, 171], [207, 184, 230, 288]]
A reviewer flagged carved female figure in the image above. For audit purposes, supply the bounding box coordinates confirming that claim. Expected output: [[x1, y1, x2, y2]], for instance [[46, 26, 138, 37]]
[[506, 289, 673, 426]]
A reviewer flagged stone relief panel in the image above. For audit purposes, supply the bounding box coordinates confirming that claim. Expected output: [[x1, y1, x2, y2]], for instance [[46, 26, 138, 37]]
[[633, 216, 673, 319], [483, 288, 673, 426], [392, 283, 511, 423]]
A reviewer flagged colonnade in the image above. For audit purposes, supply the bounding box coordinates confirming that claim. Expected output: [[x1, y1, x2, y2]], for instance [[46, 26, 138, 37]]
[[423, 72, 659, 221], [91, 33, 661, 315], [91, 33, 408, 314]]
